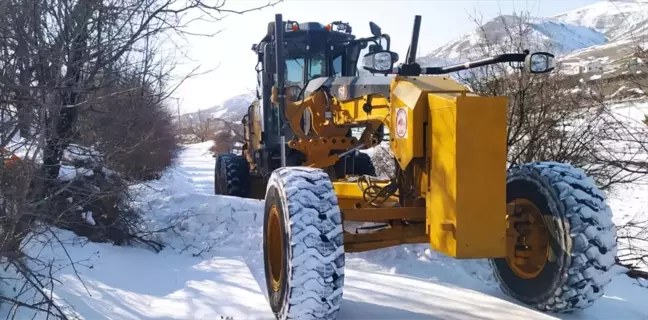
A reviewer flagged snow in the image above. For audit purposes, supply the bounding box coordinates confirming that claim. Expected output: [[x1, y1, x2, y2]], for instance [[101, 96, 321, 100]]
[[0, 140, 646, 320], [552, 1, 648, 41], [81, 211, 96, 226]]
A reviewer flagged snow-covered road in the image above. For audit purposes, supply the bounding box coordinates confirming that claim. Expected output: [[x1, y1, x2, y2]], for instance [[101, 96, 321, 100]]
[[4, 142, 647, 320]]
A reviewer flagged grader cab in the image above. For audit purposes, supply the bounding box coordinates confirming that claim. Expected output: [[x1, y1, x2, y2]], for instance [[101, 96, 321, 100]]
[[214, 14, 617, 320]]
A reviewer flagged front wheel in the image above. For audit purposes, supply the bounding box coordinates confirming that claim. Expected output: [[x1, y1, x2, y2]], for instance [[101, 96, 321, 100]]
[[263, 167, 345, 319], [490, 162, 617, 312]]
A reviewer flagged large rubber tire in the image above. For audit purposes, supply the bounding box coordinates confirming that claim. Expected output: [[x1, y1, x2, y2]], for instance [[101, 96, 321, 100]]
[[213, 152, 250, 198], [490, 161, 617, 312], [263, 167, 345, 320]]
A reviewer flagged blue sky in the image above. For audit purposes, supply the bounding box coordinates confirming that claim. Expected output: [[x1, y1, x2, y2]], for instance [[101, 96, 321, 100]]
[[169, 0, 600, 114]]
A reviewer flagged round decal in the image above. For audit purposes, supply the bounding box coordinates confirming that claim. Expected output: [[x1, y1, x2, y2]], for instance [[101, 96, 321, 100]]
[[396, 108, 407, 138]]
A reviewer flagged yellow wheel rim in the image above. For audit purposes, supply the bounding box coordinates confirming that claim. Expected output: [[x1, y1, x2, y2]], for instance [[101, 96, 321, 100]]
[[267, 205, 284, 292], [505, 198, 550, 279]]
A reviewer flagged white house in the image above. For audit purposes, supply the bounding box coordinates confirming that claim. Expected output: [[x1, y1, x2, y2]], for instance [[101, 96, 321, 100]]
[[585, 60, 603, 73]]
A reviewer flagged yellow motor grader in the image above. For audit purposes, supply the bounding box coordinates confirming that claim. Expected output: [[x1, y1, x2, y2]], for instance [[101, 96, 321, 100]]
[[214, 14, 617, 319]]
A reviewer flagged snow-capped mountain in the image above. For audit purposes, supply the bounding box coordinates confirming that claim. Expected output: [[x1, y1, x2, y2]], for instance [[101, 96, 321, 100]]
[[553, 0, 648, 41], [418, 0, 648, 69], [418, 14, 607, 67]]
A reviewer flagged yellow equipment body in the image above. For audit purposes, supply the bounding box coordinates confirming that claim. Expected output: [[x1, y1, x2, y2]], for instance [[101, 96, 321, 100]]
[[283, 75, 509, 259], [218, 13, 618, 319]]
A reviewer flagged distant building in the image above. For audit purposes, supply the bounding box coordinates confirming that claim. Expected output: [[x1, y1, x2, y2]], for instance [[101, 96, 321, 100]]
[[572, 65, 585, 74], [586, 60, 603, 73]]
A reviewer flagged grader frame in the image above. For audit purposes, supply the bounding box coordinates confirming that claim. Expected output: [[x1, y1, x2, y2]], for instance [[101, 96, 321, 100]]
[[214, 13, 618, 320]]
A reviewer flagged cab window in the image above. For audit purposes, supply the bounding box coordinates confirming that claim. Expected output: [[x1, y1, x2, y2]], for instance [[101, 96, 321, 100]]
[[333, 55, 343, 76], [286, 58, 304, 86]]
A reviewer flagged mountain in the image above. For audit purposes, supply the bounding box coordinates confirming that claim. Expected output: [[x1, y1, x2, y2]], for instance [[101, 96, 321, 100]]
[[553, 0, 648, 41], [417, 14, 607, 68], [180, 93, 255, 125]]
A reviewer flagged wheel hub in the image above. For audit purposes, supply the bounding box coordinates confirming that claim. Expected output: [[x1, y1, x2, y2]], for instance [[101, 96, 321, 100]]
[[267, 205, 284, 292], [505, 198, 550, 279]]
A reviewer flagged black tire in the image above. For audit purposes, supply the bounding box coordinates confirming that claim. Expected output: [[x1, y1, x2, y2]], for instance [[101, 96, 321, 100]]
[[490, 161, 617, 312], [213, 152, 250, 198], [263, 167, 345, 320]]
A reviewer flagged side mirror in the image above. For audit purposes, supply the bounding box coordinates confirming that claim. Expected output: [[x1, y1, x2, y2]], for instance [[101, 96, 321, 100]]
[[369, 22, 382, 38], [524, 52, 556, 73], [362, 50, 397, 74]]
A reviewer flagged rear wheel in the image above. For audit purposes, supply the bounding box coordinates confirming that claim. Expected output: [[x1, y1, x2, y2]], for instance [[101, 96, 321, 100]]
[[490, 162, 617, 312], [263, 167, 345, 319], [214, 152, 250, 197]]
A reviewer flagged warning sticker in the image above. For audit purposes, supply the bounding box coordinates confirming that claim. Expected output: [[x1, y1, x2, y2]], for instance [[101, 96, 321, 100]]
[[396, 108, 408, 139]]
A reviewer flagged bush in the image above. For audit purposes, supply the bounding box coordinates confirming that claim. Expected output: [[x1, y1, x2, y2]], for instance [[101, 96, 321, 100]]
[[34, 164, 162, 251], [74, 80, 182, 182], [209, 129, 238, 155]]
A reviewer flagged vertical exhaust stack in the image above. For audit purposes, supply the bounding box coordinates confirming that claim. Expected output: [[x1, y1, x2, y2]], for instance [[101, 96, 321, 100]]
[[274, 13, 287, 167], [406, 15, 421, 64]]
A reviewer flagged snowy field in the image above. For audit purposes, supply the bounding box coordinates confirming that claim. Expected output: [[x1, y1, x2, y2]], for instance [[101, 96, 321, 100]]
[[0, 138, 644, 320]]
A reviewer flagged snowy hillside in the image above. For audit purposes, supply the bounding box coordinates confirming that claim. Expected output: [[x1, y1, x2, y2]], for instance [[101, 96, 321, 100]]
[[181, 93, 255, 125], [553, 1, 648, 72]]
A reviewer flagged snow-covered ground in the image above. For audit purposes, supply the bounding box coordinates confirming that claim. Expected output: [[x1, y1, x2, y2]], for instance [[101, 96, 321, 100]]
[[2, 137, 646, 320]]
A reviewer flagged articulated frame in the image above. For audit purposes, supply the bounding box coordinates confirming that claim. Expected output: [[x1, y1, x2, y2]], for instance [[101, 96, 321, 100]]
[[335, 179, 428, 253], [335, 179, 517, 256]]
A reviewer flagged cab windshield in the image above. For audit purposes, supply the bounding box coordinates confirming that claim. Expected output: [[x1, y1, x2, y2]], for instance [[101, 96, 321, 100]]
[[285, 55, 343, 87]]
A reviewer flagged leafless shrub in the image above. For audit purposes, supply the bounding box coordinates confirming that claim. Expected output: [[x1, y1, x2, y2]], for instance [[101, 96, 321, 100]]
[[208, 119, 244, 155], [74, 73, 182, 182], [616, 213, 648, 279], [616, 10, 648, 279], [183, 110, 219, 143], [457, 11, 648, 190], [210, 129, 237, 155]]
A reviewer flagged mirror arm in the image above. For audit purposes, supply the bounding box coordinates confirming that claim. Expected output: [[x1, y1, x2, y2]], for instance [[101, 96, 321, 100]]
[[382, 34, 391, 51], [419, 52, 529, 75]]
